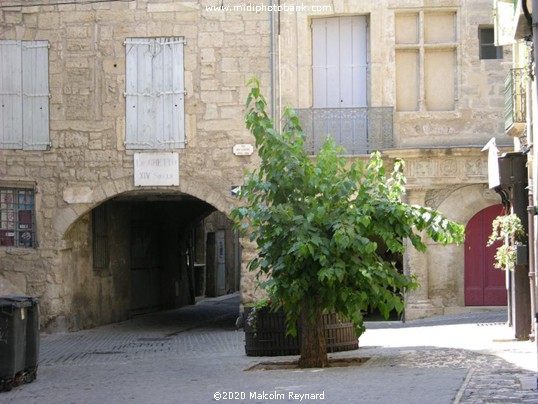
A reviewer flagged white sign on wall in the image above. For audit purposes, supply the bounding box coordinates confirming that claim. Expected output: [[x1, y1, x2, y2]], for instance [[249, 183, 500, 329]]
[[134, 152, 179, 186], [233, 144, 254, 156]]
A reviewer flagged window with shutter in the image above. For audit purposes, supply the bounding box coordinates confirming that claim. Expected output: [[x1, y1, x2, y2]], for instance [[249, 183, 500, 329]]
[[312, 16, 368, 108], [479, 27, 503, 60], [310, 16, 369, 154], [0, 40, 50, 151], [125, 38, 186, 150]]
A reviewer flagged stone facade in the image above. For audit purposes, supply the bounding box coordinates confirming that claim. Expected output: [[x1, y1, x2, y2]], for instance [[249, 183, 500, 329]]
[[273, 0, 511, 319], [0, 0, 268, 330], [0, 0, 511, 330]]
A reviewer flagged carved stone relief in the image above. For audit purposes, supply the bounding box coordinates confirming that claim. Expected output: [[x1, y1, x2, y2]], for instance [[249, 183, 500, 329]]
[[465, 158, 485, 176], [425, 187, 458, 210], [413, 159, 434, 177], [438, 159, 458, 177]]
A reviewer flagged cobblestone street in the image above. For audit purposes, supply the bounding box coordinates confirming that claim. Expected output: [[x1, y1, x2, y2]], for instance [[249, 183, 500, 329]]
[[1, 294, 537, 403]]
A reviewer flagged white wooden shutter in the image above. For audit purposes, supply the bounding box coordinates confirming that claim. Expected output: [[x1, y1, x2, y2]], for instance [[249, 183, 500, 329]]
[[312, 16, 368, 108], [0, 41, 23, 149], [125, 38, 185, 150], [22, 41, 50, 150], [0, 40, 49, 151]]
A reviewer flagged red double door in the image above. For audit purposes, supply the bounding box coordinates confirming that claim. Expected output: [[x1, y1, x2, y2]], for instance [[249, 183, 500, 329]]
[[464, 204, 507, 306]]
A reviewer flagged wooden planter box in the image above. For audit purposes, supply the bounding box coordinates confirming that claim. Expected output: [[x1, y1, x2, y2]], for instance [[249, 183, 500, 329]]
[[244, 308, 358, 356]]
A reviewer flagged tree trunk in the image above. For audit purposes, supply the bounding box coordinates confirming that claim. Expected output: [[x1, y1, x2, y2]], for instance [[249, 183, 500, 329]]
[[298, 298, 328, 368]]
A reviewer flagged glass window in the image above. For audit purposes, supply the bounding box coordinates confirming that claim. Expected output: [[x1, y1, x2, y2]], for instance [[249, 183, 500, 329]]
[[479, 27, 503, 60], [0, 188, 35, 248]]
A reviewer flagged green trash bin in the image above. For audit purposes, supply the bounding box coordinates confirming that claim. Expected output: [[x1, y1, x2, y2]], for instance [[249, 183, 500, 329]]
[[4, 296, 39, 381], [0, 296, 40, 392]]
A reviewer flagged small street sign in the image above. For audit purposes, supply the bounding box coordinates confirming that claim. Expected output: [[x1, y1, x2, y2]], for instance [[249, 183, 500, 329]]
[[233, 144, 254, 156], [231, 185, 242, 197]]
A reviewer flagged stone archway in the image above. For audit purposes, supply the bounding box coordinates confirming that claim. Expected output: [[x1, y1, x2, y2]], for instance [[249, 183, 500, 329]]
[[55, 175, 234, 241], [425, 184, 503, 309], [52, 176, 242, 330]]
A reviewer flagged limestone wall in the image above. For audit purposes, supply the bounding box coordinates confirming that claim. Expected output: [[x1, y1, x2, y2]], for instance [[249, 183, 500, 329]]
[[385, 148, 509, 317], [274, 0, 510, 318], [0, 1, 269, 329], [276, 0, 510, 149], [0, 0, 513, 327]]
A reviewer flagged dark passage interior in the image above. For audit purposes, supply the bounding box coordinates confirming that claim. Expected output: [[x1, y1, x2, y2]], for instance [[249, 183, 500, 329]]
[[62, 191, 240, 331]]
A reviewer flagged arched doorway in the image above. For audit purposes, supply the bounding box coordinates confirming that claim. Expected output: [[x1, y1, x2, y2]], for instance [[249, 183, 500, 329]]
[[464, 204, 506, 306]]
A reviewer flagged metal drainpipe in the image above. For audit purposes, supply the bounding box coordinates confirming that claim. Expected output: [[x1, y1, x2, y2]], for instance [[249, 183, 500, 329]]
[[277, 0, 282, 132], [531, 0, 538, 388], [525, 37, 537, 341], [270, 0, 275, 121], [528, 190, 536, 340]]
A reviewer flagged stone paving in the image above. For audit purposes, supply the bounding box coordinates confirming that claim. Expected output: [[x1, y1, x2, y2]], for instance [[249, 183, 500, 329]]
[[1, 294, 538, 403]]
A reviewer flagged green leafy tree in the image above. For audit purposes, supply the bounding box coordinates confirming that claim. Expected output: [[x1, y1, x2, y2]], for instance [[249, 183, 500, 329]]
[[232, 79, 465, 368]]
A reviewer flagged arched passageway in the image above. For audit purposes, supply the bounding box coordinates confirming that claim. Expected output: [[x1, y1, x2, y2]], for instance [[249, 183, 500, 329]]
[[63, 190, 240, 330]]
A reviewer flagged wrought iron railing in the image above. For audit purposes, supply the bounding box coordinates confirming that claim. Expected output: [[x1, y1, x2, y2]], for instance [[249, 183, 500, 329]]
[[294, 107, 393, 155], [504, 68, 526, 136]]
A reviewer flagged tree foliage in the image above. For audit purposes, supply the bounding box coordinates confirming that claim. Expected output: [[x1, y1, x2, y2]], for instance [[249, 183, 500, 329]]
[[232, 78, 465, 367]]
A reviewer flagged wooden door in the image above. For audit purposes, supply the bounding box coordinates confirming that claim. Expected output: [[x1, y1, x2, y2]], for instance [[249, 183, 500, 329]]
[[464, 204, 507, 306], [130, 224, 161, 313]]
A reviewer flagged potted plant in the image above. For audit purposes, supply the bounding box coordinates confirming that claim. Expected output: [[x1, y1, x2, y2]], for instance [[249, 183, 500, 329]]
[[487, 213, 525, 271]]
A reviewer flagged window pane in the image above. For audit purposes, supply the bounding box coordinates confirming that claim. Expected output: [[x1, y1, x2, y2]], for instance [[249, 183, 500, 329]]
[[481, 46, 499, 59], [396, 50, 419, 111], [480, 28, 503, 59], [395, 13, 418, 44], [425, 13, 456, 43], [481, 28, 495, 44], [425, 49, 455, 110], [0, 188, 34, 247]]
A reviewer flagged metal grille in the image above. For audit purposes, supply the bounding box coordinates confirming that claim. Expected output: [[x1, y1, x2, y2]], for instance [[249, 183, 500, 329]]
[[0, 188, 35, 248], [92, 204, 109, 269], [294, 107, 394, 155]]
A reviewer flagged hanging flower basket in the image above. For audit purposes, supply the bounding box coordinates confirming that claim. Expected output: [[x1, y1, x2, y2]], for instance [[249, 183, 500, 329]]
[[244, 307, 358, 356]]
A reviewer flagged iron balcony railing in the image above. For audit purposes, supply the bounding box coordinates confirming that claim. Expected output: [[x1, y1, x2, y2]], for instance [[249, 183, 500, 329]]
[[504, 68, 526, 136], [294, 107, 394, 155]]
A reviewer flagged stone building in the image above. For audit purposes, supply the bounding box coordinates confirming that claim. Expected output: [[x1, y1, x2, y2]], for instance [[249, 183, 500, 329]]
[[269, 0, 511, 320], [0, 0, 267, 331], [0, 0, 511, 331]]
